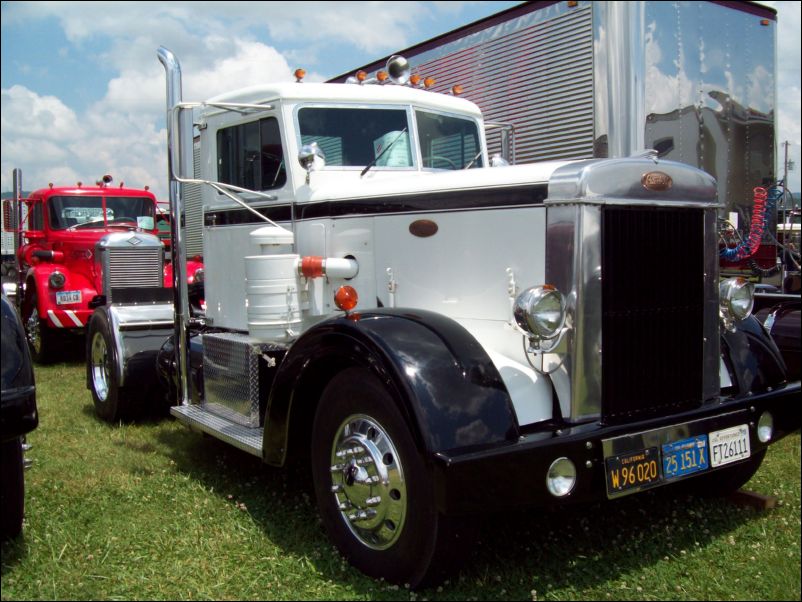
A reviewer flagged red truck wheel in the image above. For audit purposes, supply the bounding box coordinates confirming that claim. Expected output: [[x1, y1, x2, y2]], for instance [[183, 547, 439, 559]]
[[23, 290, 59, 364]]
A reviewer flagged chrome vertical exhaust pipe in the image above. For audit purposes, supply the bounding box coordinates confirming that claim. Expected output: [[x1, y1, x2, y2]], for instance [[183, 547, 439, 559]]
[[157, 46, 191, 406]]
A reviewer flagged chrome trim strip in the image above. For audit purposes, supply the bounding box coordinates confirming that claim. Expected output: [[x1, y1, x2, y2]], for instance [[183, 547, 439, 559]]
[[602, 409, 747, 457]]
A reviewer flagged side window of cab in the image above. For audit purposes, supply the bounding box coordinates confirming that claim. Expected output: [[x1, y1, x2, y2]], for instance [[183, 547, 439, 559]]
[[217, 117, 286, 191]]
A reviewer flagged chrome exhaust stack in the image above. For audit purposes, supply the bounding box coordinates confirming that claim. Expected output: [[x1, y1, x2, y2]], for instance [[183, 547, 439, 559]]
[[157, 46, 192, 406]]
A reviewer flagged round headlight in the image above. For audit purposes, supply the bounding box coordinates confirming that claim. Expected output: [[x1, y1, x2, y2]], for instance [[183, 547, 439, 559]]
[[757, 411, 773, 443], [720, 277, 754, 322], [48, 271, 66, 289], [546, 457, 577, 497], [513, 286, 566, 339]]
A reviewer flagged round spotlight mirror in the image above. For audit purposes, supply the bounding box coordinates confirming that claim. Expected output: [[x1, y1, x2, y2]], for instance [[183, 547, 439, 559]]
[[298, 142, 326, 173], [386, 55, 411, 85]]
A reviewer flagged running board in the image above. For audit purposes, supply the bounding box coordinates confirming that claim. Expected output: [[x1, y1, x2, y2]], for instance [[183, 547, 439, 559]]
[[171, 405, 263, 458]]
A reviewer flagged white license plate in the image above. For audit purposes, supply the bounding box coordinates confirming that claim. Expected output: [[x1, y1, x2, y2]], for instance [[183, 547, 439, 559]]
[[709, 424, 751, 467], [56, 290, 82, 305]]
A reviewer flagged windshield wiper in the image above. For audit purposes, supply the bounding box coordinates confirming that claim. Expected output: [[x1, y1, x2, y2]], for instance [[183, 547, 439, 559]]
[[463, 149, 483, 170], [361, 127, 408, 177]]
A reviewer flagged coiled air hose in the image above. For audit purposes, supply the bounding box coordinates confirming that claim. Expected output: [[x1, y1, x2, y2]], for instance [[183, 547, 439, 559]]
[[720, 186, 781, 262]]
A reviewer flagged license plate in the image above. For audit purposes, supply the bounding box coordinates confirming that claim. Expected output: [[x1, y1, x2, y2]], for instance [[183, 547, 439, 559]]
[[605, 447, 661, 495], [662, 435, 709, 480], [709, 424, 751, 467], [56, 290, 82, 305]]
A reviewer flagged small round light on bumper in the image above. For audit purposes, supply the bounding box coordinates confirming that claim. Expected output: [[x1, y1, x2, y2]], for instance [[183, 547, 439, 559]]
[[757, 411, 774, 443], [546, 457, 577, 497]]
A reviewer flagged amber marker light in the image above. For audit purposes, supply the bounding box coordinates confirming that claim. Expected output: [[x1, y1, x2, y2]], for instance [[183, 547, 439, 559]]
[[409, 74, 421, 86], [334, 286, 359, 312], [451, 84, 464, 96], [294, 68, 306, 82], [423, 77, 436, 88], [377, 71, 389, 82], [760, 19, 770, 26], [356, 70, 368, 82]]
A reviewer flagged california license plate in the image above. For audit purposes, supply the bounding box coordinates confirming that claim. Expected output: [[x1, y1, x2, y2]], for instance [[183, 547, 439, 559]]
[[662, 435, 709, 480], [56, 290, 81, 305], [709, 424, 751, 467], [605, 446, 662, 495]]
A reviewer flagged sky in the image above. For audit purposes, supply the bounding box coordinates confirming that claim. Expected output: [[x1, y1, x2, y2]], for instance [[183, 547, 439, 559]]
[[1, 1, 800, 199]]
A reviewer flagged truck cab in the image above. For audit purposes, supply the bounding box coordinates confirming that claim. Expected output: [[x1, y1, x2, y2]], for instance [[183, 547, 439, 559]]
[[6, 176, 204, 362], [86, 49, 800, 588]]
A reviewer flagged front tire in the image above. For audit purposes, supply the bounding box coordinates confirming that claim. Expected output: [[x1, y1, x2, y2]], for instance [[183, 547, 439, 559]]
[[311, 367, 464, 588], [23, 290, 59, 364], [87, 310, 133, 422]]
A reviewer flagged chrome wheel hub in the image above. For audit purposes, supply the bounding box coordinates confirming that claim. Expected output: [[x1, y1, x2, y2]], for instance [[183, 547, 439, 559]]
[[25, 308, 42, 355], [329, 414, 407, 550], [91, 332, 110, 402]]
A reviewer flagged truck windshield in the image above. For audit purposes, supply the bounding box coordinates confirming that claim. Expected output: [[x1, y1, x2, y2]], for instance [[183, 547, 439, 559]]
[[298, 107, 412, 169], [415, 110, 483, 170], [48, 196, 156, 230]]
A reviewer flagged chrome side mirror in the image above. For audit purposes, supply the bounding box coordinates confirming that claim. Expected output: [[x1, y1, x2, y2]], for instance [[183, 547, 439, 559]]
[[298, 142, 326, 182]]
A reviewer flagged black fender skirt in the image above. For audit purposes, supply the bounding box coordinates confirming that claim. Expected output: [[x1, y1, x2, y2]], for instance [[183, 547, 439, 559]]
[[722, 314, 789, 396], [263, 309, 519, 466]]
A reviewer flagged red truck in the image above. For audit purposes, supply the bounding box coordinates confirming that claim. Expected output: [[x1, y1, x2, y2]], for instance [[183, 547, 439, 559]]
[[3, 172, 204, 363]]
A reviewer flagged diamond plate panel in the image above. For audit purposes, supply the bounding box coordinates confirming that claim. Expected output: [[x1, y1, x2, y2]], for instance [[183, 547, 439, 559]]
[[202, 332, 263, 427]]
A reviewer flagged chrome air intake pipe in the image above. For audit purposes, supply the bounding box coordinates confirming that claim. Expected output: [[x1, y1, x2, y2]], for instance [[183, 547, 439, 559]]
[[157, 47, 192, 406]]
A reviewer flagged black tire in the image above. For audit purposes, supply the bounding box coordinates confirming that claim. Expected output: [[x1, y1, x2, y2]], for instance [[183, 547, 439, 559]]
[[87, 310, 133, 422], [22, 289, 59, 364], [310, 367, 468, 588], [690, 449, 767, 497], [1, 437, 25, 540]]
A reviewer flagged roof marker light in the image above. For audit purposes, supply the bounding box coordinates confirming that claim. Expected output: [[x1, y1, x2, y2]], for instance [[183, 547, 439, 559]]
[[377, 71, 389, 83], [423, 77, 436, 89], [294, 68, 306, 82], [451, 84, 464, 96], [409, 74, 421, 86], [356, 70, 368, 83]]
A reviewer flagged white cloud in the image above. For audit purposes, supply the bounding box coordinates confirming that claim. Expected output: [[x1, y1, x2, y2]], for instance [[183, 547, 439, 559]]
[[0, 85, 82, 140]]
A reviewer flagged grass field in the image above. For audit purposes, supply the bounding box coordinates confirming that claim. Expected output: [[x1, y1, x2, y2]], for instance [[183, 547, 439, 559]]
[[1, 358, 800, 601]]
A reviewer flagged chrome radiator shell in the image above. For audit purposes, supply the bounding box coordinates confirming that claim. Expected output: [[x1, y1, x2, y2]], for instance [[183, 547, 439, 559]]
[[95, 232, 164, 302]]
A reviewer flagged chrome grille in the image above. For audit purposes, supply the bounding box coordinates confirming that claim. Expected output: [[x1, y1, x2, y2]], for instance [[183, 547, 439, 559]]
[[97, 232, 165, 302]]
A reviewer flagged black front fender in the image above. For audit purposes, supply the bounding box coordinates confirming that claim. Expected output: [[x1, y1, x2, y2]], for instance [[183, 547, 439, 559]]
[[722, 314, 788, 396], [263, 309, 519, 466]]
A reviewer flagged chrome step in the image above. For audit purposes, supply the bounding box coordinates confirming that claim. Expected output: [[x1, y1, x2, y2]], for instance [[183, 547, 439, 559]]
[[171, 404, 263, 458]]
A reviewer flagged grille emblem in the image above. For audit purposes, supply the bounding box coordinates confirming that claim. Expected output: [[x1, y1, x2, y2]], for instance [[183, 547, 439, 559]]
[[128, 236, 142, 246], [641, 171, 673, 192]]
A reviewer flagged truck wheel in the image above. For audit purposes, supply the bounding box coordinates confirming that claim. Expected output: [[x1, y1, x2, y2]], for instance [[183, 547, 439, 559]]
[[87, 311, 132, 422], [311, 367, 459, 588], [1, 437, 25, 540], [23, 290, 59, 364]]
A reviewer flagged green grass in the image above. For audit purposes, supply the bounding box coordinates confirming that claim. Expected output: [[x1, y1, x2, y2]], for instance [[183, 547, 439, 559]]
[[2, 360, 800, 601]]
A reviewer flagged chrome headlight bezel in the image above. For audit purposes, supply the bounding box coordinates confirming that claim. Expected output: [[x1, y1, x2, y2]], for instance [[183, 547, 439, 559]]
[[513, 285, 566, 341], [719, 277, 754, 330], [48, 271, 66, 290]]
